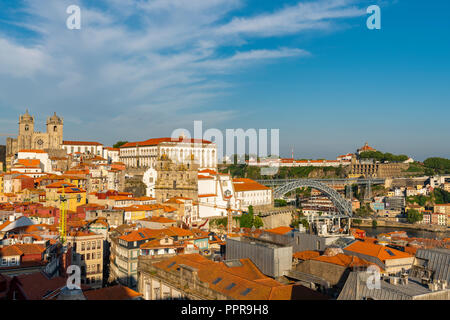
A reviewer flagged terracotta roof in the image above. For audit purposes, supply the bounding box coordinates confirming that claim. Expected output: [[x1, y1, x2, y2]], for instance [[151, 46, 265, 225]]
[[16, 159, 41, 167], [18, 149, 47, 154], [311, 253, 372, 268], [120, 137, 212, 148], [166, 226, 193, 237], [118, 228, 165, 242], [15, 272, 66, 300], [198, 175, 215, 180], [264, 226, 293, 235], [45, 181, 76, 189], [147, 216, 176, 223], [0, 245, 23, 257], [198, 169, 218, 175], [233, 178, 270, 192], [11, 244, 45, 256], [345, 240, 413, 262], [293, 250, 320, 260], [152, 254, 324, 300], [62, 141, 103, 146], [83, 285, 142, 300]]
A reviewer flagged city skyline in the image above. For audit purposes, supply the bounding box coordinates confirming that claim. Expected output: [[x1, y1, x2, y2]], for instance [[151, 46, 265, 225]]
[[1, 0, 450, 161]]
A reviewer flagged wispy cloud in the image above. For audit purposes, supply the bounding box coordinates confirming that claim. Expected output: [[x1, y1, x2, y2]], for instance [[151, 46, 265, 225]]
[[0, 0, 365, 145]]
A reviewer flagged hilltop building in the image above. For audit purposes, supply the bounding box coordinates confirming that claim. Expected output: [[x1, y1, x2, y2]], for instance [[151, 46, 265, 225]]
[[119, 137, 217, 170]]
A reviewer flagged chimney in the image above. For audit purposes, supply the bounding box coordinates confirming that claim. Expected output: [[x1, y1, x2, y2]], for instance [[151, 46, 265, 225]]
[[389, 277, 400, 285]]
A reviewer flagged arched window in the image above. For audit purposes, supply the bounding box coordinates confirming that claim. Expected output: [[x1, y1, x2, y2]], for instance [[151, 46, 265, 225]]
[[25, 125, 29, 131], [54, 125, 57, 132]]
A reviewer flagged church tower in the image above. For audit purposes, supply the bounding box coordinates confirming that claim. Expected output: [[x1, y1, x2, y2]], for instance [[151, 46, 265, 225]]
[[18, 109, 34, 150], [46, 112, 64, 149]]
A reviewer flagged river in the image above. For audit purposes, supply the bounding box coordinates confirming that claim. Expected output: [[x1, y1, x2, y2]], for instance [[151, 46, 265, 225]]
[[359, 226, 449, 240]]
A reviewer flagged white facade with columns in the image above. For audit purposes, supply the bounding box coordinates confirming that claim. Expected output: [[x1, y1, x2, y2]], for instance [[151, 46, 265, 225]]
[[119, 138, 217, 170]]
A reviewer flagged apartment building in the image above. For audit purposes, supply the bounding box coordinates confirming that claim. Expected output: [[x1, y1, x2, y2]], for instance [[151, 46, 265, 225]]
[[137, 253, 327, 300], [66, 231, 104, 288], [110, 227, 195, 289]]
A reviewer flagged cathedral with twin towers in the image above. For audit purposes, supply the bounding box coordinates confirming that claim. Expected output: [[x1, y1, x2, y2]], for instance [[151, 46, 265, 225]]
[[6, 110, 64, 156]]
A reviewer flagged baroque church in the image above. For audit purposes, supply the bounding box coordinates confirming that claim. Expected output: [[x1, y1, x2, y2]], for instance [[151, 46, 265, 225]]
[[6, 110, 64, 156]]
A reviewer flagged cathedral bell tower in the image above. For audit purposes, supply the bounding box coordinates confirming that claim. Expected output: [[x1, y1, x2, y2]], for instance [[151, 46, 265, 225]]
[[18, 109, 34, 150], [46, 112, 64, 149]]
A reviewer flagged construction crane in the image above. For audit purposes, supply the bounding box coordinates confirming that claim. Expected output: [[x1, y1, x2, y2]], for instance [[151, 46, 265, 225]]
[[58, 184, 82, 245], [224, 190, 233, 234]]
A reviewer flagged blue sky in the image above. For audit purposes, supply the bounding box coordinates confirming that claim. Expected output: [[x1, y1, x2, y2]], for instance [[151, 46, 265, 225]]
[[0, 0, 449, 161]]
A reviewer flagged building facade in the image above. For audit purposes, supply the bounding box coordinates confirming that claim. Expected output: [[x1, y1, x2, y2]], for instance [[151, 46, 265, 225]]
[[66, 231, 104, 288], [119, 137, 217, 170], [154, 154, 199, 203]]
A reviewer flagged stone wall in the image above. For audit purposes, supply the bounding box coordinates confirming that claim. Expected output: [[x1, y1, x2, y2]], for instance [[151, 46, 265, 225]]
[[258, 207, 296, 229], [295, 260, 350, 287]]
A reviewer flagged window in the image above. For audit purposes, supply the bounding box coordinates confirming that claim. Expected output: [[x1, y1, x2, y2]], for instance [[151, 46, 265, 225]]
[[92, 241, 96, 250], [97, 252, 101, 259], [241, 288, 252, 296], [81, 242, 85, 251], [212, 277, 222, 285], [2, 258, 7, 265], [225, 283, 236, 290], [87, 242, 91, 250], [87, 253, 91, 260], [97, 240, 101, 248]]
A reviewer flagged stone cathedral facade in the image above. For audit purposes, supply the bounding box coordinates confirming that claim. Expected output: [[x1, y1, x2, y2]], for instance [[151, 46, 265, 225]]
[[6, 110, 64, 157]]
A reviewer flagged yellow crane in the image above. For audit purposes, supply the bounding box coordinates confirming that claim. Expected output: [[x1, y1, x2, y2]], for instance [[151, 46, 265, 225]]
[[58, 185, 81, 245]]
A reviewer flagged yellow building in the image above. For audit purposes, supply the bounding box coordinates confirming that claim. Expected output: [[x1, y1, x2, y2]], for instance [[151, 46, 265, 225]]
[[44, 181, 87, 211], [120, 205, 153, 223]]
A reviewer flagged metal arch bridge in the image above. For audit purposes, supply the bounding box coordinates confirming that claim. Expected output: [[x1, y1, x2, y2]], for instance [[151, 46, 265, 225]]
[[256, 178, 385, 187], [271, 179, 353, 217]]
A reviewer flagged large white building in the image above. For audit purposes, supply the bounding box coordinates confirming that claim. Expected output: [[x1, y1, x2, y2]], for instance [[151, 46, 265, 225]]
[[62, 140, 104, 156], [195, 171, 273, 219], [232, 178, 273, 210], [119, 137, 217, 170], [16, 149, 52, 173], [197, 169, 241, 219]]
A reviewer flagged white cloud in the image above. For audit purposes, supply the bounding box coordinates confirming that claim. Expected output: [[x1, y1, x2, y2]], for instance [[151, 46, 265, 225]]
[[0, 0, 365, 145], [0, 38, 48, 78], [217, 0, 364, 37]]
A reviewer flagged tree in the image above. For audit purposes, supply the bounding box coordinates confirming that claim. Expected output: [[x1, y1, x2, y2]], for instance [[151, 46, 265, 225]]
[[300, 218, 309, 229], [433, 188, 450, 204], [424, 157, 450, 174], [274, 199, 288, 207], [253, 216, 264, 228], [113, 141, 128, 148], [237, 205, 264, 229], [407, 209, 423, 224], [372, 220, 377, 228]]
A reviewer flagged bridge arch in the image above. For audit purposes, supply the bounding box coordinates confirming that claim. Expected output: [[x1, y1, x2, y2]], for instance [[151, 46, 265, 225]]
[[273, 179, 352, 217]]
